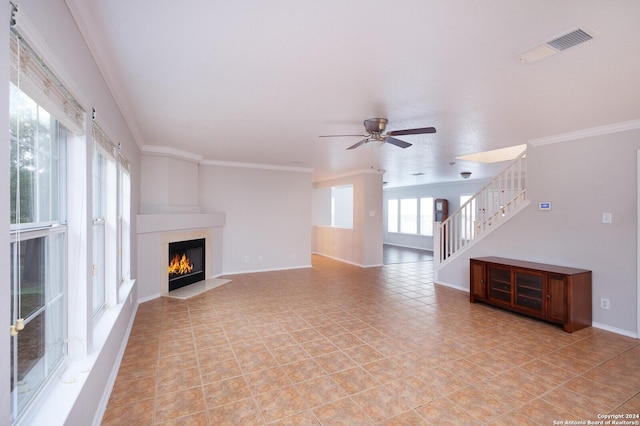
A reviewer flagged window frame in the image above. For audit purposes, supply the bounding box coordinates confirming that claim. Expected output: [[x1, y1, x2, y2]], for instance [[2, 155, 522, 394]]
[[117, 162, 131, 287], [9, 80, 69, 423], [387, 196, 434, 237]]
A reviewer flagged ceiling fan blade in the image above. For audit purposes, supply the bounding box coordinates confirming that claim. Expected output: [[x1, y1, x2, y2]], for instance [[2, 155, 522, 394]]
[[346, 139, 368, 150], [386, 127, 436, 136], [319, 134, 367, 138], [386, 137, 412, 149]]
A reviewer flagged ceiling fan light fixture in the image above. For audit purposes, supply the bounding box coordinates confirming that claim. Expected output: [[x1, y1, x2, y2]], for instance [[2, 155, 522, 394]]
[[364, 118, 388, 134], [320, 117, 436, 150]]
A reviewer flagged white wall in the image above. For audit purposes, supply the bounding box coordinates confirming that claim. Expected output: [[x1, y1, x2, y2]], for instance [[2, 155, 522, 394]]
[[199, 165, 313, 273], [2, 1, 141, 424], [437, 128, 640, 336], [140, 156, 199, 213], [383, 180, 488, 250]]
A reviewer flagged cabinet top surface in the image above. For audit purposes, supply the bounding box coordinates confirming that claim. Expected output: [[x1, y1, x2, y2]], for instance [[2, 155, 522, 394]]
[[471, 257, 591, 275]]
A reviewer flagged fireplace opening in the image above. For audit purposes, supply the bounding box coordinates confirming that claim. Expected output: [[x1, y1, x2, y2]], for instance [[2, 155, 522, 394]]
[[168, 238, 205, 291]]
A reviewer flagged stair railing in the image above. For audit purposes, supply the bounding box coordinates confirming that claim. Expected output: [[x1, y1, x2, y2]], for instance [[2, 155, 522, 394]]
[[435, 149, 527, 264]]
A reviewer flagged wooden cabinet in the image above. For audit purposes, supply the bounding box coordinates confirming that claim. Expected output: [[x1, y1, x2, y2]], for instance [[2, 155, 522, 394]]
[[470, 257, 592, 332]]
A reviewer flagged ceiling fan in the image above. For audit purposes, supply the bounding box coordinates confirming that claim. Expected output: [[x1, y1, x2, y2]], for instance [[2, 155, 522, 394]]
[[319, 118, 436, 150]]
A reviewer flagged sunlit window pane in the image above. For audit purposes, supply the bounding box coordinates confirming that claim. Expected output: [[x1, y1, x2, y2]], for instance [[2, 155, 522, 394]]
[[400, 198, 418, 234], [420, 197, 434, 236], [387, 199, 398, 232]]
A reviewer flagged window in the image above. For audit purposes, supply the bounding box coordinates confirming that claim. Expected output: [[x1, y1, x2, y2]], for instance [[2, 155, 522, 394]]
[[9, 83, 68, 422], [419, 197, 434, 236], [387, 199, 398, 233], [92, 149, 106, 316], [92, 124, 119, 315], [9, 28, 84, 423], [331, 185, 353, 229], [118, 159, 131, 285], [387, 196, 434, 236], [400, 198, 418, 234], [312, 185, 353, 229]]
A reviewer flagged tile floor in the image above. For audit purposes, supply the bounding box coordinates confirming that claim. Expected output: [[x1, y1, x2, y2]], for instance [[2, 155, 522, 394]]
[[102, 255, 640, 425], [382, 244, 433, 265]]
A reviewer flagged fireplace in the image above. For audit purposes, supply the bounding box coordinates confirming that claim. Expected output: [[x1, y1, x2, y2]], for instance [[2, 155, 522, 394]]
[[168, 238, 205, 291]]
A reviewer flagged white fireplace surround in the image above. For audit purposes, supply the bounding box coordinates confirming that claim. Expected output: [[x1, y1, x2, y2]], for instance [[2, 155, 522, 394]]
[[137, 213, 225, 300]]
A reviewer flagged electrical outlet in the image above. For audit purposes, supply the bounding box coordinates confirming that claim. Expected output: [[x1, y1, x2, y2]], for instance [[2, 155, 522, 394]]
[[244, 256, 249, 263], [600, 298, 610, 310], [258, 255, 263, 261]]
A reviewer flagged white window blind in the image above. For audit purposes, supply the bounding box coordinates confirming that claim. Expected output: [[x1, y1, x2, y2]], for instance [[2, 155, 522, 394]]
[[9, 28, 85, 135], [93, 122, 117, 159]]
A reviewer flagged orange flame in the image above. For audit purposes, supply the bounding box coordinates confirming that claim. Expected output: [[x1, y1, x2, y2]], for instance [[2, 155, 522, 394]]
[[168, 254, 193, 275]]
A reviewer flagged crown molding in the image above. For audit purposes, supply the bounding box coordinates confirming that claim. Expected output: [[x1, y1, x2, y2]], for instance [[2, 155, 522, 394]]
[[200, 159, 313, 173], [312, 168, 386, 184], [142, 145, 313, 173], [529, 119, 640, 147], [141, 145, 204, 162]]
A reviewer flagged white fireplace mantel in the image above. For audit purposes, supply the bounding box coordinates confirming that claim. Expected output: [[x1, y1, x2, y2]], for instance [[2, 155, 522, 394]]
[[137, 213, 225, 234]]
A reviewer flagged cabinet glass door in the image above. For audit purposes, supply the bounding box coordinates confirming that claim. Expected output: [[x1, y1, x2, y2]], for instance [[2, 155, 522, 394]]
[[514, 271, 543, 313], [488, 267, 511, 304]]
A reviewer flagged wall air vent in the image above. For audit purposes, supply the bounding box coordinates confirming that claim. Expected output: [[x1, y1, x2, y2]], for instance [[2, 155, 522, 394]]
[[515, 27, 597, 63]]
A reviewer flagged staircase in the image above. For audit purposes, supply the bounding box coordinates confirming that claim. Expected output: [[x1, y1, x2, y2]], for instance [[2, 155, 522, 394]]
[[434, 149, 528, 265]]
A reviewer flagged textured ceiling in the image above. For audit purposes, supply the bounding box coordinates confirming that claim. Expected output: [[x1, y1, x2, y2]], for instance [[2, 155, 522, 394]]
[[67, 0, 640, 187]]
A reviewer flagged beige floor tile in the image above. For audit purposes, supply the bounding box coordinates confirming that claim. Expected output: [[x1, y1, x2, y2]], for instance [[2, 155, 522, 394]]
[[254, 385, 309, 423], [203, 376, 252, 409], [293, 374, 347, 408], [351, 385, 411, 423], [102, 398, 154, 426], [380, 410, 428, 425], [245, 366, 292, 395], [108, 376, 156, 408], [313, 397, 373, 425], [156, 366, 202, 395], [415, 397, 481, 425], [271, 410, 318, 425], [331, 366, 381, 395], [271, 343, 311, 365], [156, 411, 209, 426], [207, 397, 263, 425], [315, 350, 358, 373], [199, 358, 242, 384], [154, 387, 206, 424], [281, 358, 326, 384]]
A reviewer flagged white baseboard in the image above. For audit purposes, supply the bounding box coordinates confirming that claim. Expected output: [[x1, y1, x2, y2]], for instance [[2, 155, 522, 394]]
[[434, 280, 469, 293], [311, 252, 383, 268], [591, 322, 638, 339], [222, 264, 312, 276]]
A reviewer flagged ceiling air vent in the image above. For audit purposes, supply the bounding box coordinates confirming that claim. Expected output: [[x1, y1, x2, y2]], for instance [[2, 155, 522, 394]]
[[515, 27, 596, 63], [547, 28, 593, 51]]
